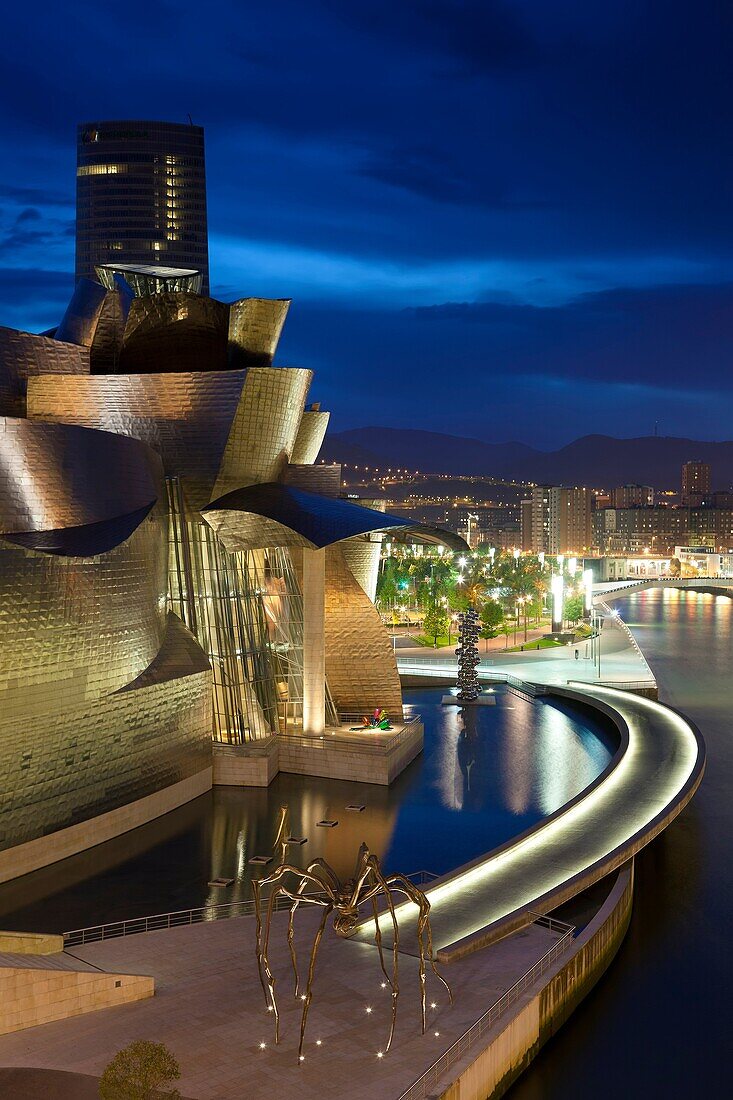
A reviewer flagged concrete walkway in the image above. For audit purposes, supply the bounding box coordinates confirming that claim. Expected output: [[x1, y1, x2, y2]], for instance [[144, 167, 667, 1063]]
[[398, 607, 654, 689], [370, 683, 703, 957], [0, 912, 561, 1100]]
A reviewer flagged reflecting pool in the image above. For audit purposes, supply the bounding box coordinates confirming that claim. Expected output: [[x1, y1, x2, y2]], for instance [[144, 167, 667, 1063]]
[[0, 686, 614, 934]]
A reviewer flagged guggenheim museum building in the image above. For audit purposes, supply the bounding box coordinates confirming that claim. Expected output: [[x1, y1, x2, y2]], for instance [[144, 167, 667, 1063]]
[[0, 121, 455, 884]]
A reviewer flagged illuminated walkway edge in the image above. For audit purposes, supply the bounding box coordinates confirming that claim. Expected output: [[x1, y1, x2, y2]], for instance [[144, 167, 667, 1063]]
[[370, 683, 705, 961]]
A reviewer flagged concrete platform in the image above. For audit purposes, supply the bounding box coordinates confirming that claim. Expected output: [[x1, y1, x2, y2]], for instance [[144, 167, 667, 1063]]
[[0, 910, 562, 1100], [213, 718, 424, 788]]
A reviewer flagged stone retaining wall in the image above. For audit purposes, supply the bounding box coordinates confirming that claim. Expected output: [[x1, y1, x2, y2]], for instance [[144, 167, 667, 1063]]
[[0, 967, 154, 1036], [438, 861, 634, 1100]]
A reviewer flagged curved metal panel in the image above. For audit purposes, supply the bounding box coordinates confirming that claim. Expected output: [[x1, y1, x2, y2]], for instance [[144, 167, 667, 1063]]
[[3, 503, 155, 557], [290, 408, 330, 464], [26, 371, 246, 510], [339, 500, 386, 602], [0, 327, 89, 418], [89, 275, 134, 372], [0, 500, 168, 712], [283, 463, 341, 497], [392, 523, 471, 555], [118, 294, 229, 373], [212, 367, 312, 497], [203, 482, 413, 551], [227, 298, 290, 368], [322, 544, 403, 715], [54, 278, 108, 346], [0, 612, 211, 854], [0, 417, 161, 540]]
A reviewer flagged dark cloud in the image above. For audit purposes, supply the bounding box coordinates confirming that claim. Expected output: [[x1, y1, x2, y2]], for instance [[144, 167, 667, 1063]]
[[0, 267, 72, 303], [358, 145, 554, 207], [0, 0, 730, 444], [328, 0, 539, 74], [0, 184, 72, 208], [277, 281, 733, 446]]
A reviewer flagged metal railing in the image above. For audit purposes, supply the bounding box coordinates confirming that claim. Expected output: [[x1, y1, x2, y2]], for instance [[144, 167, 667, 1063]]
[[568, 678, 655, 691], [63, 871, 438, 948], [397, 661, 547, 698], [398, 916, 575, 1100], [596, 599, 655, 678]]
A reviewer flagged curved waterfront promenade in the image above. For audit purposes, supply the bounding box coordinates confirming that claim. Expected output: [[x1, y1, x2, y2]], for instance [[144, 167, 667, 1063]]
[[372, 683, 704, 959]]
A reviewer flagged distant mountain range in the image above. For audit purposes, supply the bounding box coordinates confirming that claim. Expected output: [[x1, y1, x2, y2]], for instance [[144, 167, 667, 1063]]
[[320, 428, 733, 489]]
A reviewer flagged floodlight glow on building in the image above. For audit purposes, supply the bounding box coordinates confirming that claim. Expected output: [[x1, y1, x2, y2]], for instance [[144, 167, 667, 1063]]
[[551, 573, 564, 632], [568, 556, 578, 577]]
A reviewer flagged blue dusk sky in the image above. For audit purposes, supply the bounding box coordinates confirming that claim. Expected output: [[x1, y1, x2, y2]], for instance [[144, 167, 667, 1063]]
[[0, 1, 731, 448]]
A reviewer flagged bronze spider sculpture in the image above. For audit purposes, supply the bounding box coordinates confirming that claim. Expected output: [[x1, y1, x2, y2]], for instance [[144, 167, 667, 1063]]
[[252, 842, 452, 1061]]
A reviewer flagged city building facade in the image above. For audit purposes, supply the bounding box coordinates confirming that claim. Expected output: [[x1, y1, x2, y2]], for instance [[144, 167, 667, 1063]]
[[681, 460, 711, 506], [522, 485, 591, 554], [75, 120, 209, 292], [611, 483, 654, 508], [593, 505, 733, 555]]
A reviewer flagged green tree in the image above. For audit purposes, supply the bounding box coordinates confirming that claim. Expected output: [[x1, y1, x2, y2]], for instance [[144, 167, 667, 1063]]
[[479, 598, 504, 651], [99, 1040, 181, 1100], [564, 594, 585, 624], [423, 605, 450, 647]]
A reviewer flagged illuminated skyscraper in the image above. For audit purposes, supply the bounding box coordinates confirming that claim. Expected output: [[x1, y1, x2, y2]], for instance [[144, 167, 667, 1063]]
[[75, 120, 209, 293]]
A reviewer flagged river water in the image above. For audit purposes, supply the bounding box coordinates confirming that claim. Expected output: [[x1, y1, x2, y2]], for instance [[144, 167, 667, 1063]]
[[0, 687, 613, 935], [509, 587, 731, 1099]]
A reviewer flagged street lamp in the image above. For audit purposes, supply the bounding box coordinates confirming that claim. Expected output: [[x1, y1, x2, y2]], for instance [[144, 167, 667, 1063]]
[[583, 568, 594, 614], [449, 612, 458, 645], [551, 573, 564, 633]]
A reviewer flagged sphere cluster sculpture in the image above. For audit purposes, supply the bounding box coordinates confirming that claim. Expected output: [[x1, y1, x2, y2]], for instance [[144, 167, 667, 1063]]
[[455, 607, 481, 701]]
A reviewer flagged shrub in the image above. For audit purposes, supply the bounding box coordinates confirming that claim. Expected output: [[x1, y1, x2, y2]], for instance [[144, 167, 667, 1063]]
[[99, 1039, 181, 1099]]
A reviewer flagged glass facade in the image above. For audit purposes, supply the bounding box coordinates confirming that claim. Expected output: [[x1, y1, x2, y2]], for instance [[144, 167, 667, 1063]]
[[167, 480, 337, 743], [76, 120, 209, 293], [95, 264, 203, 296]]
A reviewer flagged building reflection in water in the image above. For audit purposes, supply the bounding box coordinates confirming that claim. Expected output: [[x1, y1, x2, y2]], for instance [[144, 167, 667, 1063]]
[[0, 686, 614, 933]]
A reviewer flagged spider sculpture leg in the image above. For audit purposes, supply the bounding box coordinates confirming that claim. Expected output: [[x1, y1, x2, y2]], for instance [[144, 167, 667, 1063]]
[[385, 874, 453, 1011], [253, 867, 332, 1041], [298, 902, 332, 1062], [287, 876, 312, 998], [303, 857, 342, 892], [371, 895, 394, 990], [259, 883, 287, 1042], [362, 863, 402, 1052]]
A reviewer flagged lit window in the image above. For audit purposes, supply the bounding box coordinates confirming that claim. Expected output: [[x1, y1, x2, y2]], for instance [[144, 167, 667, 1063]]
[[77, 163, 128, 176]]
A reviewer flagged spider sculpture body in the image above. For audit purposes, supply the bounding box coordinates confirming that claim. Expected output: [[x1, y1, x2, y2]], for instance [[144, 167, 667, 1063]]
[[252, 843, 452, 1061]]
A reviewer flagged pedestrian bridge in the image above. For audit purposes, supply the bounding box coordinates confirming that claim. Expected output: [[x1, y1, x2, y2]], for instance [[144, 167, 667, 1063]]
[[364, 681, 704, 959], [593, 577, 733, 598]]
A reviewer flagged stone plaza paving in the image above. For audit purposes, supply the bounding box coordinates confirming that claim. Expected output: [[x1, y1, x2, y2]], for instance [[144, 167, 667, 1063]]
[[398, 604, 655, 689], [0, 911, 561, 1099]]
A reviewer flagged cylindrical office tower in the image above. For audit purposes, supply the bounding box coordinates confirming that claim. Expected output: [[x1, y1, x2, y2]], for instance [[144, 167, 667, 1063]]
[[75, 120, 209, 293]]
